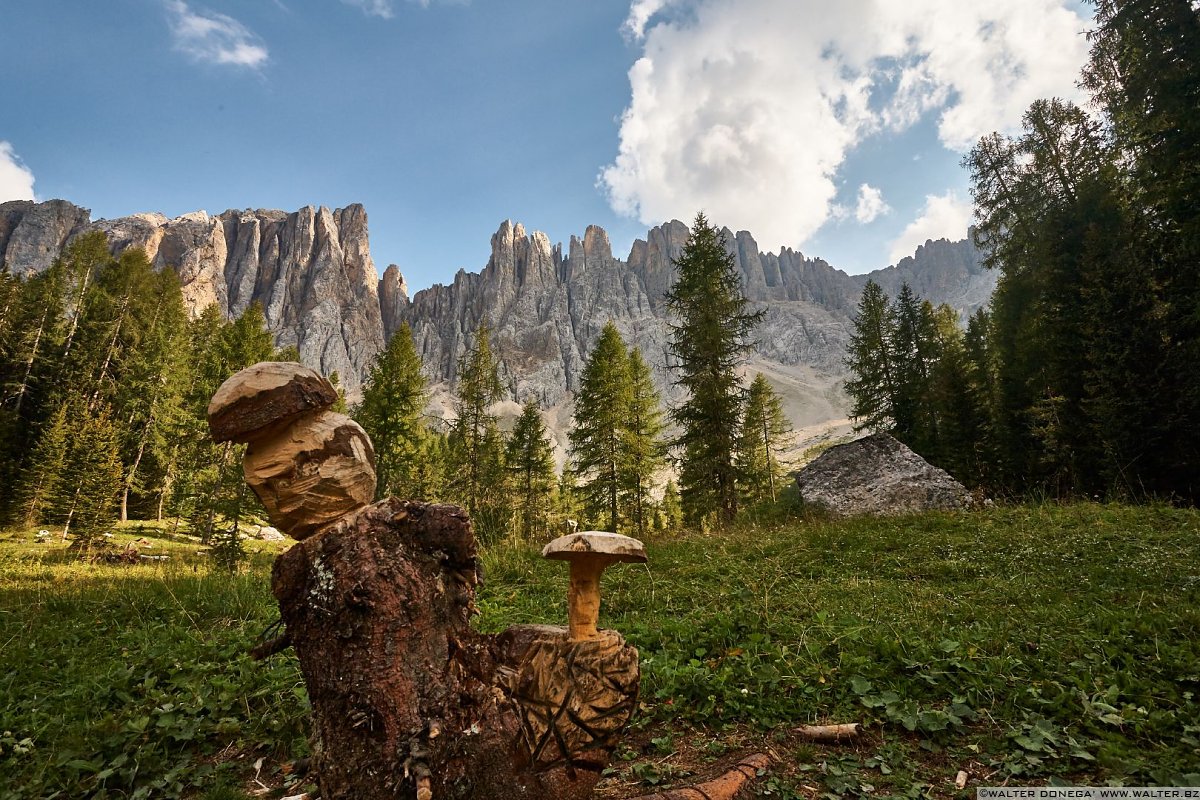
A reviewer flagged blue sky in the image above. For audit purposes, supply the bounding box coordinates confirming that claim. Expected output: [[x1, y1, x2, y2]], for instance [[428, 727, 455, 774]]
[[0, 0, 1093, 291]]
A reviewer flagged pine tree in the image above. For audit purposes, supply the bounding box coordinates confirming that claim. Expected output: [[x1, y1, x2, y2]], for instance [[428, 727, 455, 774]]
[[665, 213, 764, 526], [844, 280, 895, 434], [184, 303, 278, 546], [619, 347, 666, 537], [505, 399, 556, 541], [569, 321, 631, 532], [926, 305, 988, 485], [356, 323, 428, 500], [736, 373, 792, 503]]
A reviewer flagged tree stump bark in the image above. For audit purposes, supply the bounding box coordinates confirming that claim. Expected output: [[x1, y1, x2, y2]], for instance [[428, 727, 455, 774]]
[[270, 497, 639, 800]]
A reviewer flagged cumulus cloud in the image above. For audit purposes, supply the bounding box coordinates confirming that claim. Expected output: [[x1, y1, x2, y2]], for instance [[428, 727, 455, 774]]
[[888, 191, 973, 264], [854, 183, 889, 224], [601, 0, 1090, 252], [0, 142, 36, 202], [166, 0, 268, 68]]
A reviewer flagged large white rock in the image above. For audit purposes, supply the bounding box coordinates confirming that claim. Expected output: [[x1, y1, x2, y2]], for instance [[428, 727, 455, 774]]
[[795, 432, 975, 517]]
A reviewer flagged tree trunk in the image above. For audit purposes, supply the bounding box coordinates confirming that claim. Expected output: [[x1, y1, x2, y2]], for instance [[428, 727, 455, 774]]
[[270, 498, 639, 800]]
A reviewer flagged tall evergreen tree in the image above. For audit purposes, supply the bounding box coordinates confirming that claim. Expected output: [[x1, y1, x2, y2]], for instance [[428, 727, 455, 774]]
[[619, 347, 666, 537], [890, 287, 941, 455], [736, 373, 792, 503], [505, 399, 556, 540], [665, 213, 763, 526], [570, 322, 631, 532], [356, 323, 428, 500], [13, 401, 70, 526], [448, 324, 507, 539], [49, 403, 123, 552], [844, 280, 896, 434]]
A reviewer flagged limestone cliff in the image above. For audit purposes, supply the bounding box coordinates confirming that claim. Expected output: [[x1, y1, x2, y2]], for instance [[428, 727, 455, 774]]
[[0, 200, 385, 397], [1, 199, 994, 435], [386, 218, 993, 436]]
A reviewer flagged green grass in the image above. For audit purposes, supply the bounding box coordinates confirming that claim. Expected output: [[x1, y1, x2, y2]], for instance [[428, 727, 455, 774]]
[[1, 502, 1198, 799]]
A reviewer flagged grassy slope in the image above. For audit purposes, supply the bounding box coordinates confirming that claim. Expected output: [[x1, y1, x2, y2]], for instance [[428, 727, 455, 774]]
[[1, 503, 1198, 799]]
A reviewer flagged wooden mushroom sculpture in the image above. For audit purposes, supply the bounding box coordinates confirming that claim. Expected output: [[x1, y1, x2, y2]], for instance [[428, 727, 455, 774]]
[[206, 363, 644, 800], [543, 531, 647, 640], [207, 361, 375, 538]]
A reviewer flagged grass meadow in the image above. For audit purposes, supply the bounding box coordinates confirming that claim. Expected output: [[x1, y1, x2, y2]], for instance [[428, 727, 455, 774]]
[[1, 500, 1198, 798]]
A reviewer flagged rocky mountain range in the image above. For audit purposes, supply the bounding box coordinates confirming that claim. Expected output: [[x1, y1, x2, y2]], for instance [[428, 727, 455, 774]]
[[0, 199, 996, 452]]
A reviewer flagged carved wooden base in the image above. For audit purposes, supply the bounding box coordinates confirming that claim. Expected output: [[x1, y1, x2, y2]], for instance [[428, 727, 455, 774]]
[[270, 499, 639, 800]]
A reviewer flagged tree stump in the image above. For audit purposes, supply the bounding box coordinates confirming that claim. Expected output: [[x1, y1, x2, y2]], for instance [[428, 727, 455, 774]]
[[208, 363, 642, 799], [272, 499, 638, 799]]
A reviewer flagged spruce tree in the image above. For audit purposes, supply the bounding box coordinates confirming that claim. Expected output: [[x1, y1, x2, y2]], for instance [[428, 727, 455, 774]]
[[736, 373, 792, 503], [505, 399, 556, 540], [665, 213, 763, 526], [356, 323, 429, 500], [889, 285, 941, 454], [844, 280, 895, 434], [569, 321, 631, 532]]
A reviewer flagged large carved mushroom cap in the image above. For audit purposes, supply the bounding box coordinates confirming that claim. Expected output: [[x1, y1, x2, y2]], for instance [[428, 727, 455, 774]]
[[542, 531, 647, 563], [208, 361, 337, 444]]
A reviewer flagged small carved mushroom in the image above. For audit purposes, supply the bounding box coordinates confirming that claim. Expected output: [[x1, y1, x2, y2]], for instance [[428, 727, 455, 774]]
[[542, 531, 647, 641]]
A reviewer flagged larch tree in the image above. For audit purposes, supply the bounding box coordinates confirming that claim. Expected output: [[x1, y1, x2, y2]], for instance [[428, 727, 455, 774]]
[[448, 323, 507, 540], [736, 373, 792, 503], [569, 321, 631, 532], [619, 346, 666, 537], [664, 213, 763, 526]]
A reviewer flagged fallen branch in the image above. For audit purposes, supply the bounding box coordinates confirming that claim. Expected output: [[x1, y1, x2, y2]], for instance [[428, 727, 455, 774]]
[[249, 633, 291, 660], [631, 753, 770, 800], [794, 723, 861, 742]]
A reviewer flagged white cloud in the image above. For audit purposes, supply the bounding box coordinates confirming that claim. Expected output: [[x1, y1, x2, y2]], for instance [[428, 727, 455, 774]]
[[0, 142, 36, 202], [601, 0, 1090, 253], [341, 0, 396, 17], [623, 0, 678, 39], [888, 191, 973, 264], [166, 0, 268, 68], [854, 183, 889, 224]]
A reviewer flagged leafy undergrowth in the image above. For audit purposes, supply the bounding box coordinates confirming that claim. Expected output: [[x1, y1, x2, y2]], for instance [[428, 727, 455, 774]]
[[1, 502, 1198, 799], [479, 500, 1200, 795]]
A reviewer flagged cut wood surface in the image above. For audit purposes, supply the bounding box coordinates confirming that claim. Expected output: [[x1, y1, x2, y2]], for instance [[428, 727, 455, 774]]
[[242, 410, 375, 539], [207, 361, 337, 444], [794, 723, 861, 741], [629, 753, 770, 800]]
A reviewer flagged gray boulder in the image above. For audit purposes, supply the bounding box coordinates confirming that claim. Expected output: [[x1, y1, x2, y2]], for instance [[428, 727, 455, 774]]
[[795, 432, 974, 517]]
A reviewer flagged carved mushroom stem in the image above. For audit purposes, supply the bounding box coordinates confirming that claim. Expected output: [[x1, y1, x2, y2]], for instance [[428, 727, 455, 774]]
[[567, 556, 614, 640]]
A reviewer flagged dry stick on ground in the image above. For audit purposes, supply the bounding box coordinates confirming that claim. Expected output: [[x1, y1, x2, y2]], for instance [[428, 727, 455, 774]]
[[629, 753, 770, 800], [794, 723, 861, 742]]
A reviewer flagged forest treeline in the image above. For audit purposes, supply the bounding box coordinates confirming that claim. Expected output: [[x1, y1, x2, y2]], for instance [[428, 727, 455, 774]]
[[845, 0, 1199, 502], [0, 214, 792, 559]]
